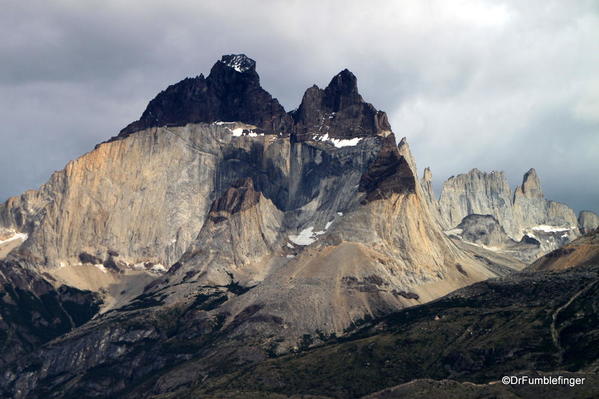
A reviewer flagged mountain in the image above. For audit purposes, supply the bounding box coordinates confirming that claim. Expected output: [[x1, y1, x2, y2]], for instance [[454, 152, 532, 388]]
[[182, 263, 599, 399], [431, 167, 582, 258], [579, 210, 599, 234], [0, 55, 507, 398], [1, 54, 595, 399], [528, 228, 599, 272], [119, 54, 292, 136]]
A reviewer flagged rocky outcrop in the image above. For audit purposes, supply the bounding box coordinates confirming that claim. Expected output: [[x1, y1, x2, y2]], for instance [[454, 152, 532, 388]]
[[119, 54, 292, 136], [0, 260, 102, 368], [438, 169, 515, 235], [453, 214, 513, 248], [528, 228, 599, 272], [511, 168, 579, 238], [446, 214, 543, 263], [436, 168, 580, 250], [291, 69, 391, 140], [420, 167, 436, 207], [579, 210, 599, 234]]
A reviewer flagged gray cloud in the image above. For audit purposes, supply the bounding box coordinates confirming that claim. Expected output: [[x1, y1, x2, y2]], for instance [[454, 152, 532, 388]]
[[1, 0, 597, 214]]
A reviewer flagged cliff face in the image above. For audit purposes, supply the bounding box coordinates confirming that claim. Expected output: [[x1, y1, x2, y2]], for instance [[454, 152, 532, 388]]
[[438, 169, 514, 235], [528, 228, 599, 272], [119, 54, 292, 136], [0, 55, 504, 398], [579, 210, 599, 234], [435, 168, 580, 252], [512, 168, 579, 238], [291, 69, 391, 140]]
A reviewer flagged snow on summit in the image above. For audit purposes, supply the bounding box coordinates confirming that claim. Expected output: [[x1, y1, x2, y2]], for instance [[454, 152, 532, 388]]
[[221, 54, 255, 73]]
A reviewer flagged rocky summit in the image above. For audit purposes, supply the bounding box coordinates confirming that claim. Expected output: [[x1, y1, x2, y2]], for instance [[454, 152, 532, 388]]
[[119, 54, 292, 136], [0, 54, 596, 399], [426, 167, 588, 259]]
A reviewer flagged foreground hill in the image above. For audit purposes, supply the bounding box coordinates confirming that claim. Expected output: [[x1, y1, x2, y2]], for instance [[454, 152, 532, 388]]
[[182, 263, 599, 399], [528, 228, 599, 272]]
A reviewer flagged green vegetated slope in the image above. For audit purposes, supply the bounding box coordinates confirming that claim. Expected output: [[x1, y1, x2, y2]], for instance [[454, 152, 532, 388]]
[[182, 264, 599, 399]]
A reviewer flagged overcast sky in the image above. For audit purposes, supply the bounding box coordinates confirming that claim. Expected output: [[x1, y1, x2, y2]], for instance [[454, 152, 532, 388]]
[[1, 0, 598, 213]]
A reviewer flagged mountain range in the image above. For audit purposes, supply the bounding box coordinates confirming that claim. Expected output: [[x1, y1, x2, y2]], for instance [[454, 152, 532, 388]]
[[0, 54, 597, 399]]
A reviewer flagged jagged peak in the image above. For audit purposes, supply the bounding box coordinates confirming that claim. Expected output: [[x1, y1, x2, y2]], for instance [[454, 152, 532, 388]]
[[219, 54, 256, 73], [516, 167, 543, 199], [116, 56, 392, 141], [397, 136, 417, 174], [522, 168, 539, 184], [118, 54, 290, 136], [423, 167, 433, 182], [447, 168, 505, 181], [293, 69, 391, 139], [323, 69, 361, 109]]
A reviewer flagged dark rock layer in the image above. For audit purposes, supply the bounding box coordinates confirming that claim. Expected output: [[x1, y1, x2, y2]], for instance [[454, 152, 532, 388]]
[[119, 56, 391, 142], [119, 54, 292, 136], [292, 69, 391, 140]]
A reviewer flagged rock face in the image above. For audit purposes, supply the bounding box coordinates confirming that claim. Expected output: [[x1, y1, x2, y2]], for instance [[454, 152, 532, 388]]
[[511, 168, 579, 238], [438, 169, 515, 236], [435, 168, 580, 257], [119, 54, 292, 136], [579, 210, 599, 234], [446, 214, 544, 264], [528, 228, 599, 272], [0, 55, 505, 398], [291, 69, 391, 140], [0, 260, 101, 368], [454, 214, 513, 248], [420, 167, 436, 206]]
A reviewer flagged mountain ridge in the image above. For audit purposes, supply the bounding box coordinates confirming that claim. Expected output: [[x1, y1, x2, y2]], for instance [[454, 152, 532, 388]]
[[0, 54, 594, 399]]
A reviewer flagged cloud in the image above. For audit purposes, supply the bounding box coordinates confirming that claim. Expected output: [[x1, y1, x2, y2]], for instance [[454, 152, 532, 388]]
[[1, 0, 597, 214]]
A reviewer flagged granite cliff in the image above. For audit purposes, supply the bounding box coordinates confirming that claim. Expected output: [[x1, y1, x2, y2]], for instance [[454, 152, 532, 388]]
[[427, 167, 584, 259], [0, 55, 505, 398]]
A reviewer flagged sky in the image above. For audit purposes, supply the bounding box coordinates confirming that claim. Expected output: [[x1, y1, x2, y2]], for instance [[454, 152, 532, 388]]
[[1, 0, 598, 214]]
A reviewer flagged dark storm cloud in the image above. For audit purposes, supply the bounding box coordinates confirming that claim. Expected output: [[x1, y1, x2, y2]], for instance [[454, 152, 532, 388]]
[[1, 0, 597, 214]]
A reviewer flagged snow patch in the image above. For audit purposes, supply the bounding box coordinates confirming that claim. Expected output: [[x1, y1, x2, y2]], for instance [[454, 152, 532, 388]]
[[286, 254, 295, 259], [288, 221, 334, 246], [312, 133, 363, 148], [531, 225, 572, 233], [289, 227, 319, 246], [151, 264, 167, 273], [337, 212, 343, 216], [0, 232, 28, 246], [444, 228, 463, 236], [93, 264, 107, 273], [288, 226, 327, 246], [222, 55, 252, 72], [231, 128, 244, 137], [286, 243, 294, 249], [228, 127, 264, 137]]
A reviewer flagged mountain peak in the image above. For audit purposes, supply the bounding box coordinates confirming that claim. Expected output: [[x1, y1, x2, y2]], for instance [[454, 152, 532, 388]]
[[219, 54, 256, 73], [518, 168, 543, 199], [423, 167, 433, 182], [323, 69, 361, 109], [118, 54, 291, 136], [292, 69, 391, 139]]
